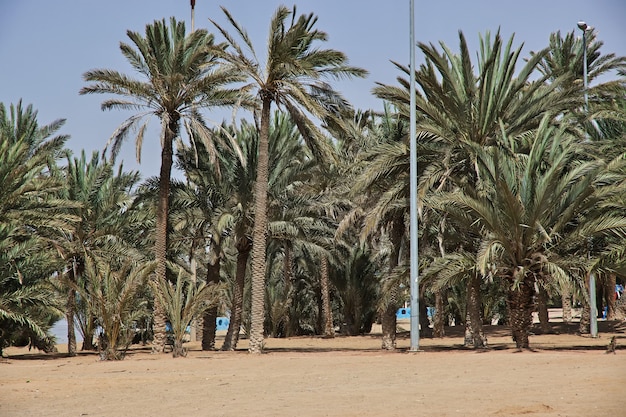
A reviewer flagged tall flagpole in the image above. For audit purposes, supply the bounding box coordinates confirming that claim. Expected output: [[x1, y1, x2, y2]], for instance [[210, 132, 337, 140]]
[[409, 0, 420, 351]]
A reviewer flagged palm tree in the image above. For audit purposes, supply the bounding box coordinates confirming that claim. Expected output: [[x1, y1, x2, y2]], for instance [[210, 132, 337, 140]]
[[0, 101, 78, 355], [372, 30, 585, 348], [535, 28, 626, 140], [79, 257, 153, 360], [151, 265, 222, 358], [55, 151, 141, 353], [337, 108, 433, 349], [436, 120, 626, 349], [80, 18, 242, 352], [211, 5, 367, 353]]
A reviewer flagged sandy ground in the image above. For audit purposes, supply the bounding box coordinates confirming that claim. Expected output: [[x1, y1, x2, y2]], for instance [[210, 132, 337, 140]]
[[2, 319, 625, 417]]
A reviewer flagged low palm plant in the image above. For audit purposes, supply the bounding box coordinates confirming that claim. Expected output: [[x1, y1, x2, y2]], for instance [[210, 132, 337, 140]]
[[151, 266, 223, 358], [80, 257, 153, 360]]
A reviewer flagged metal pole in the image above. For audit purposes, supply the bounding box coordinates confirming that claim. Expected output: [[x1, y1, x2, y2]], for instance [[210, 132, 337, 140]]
[[578, 21, 598, 338], [191, 0, 196, 32], [590, 272, 598, 337], [580, 25, 589, 117], [409, 0, 420, 351]]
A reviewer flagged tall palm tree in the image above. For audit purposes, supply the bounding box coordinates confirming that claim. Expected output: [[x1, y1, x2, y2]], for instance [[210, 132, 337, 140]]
[[80, 18, 242, 352], [211, 5, 367, 353]]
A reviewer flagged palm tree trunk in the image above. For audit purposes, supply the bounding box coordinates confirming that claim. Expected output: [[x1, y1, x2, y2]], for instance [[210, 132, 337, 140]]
[[320, 255, 334, 338], [172, 339, 186, 358], [380, 302, 397, 350], [67, 258, 79, 356], [248, 97, 272, 354], [202, 259, 220, 350], [561, 283, 573, 323], [81, 315, 96, 351], [152, 122, 176, 353], [465, 272, 486, 348], [606, 273, 617, 320], [66, 287, 77, 357], [579, 301, 591, 334], [190, 255, 198, 342], [433, 290, 445, 338], [433, 224, 446, 338], [537, 285, 551, 333], [282, 245, 296, 337], [507, 278, 535, 350], [579, 273, 591, 334], [222, 237, 251, 351], [381, 218, 404, 350]]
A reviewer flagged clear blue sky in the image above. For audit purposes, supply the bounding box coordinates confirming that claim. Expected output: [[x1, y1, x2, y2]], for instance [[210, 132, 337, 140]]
[[1, 0, 625, 179]]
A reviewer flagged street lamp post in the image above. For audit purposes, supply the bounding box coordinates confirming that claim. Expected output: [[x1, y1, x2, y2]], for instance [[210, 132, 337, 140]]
[[191, 0, 196, 31], [578, 21, 590, 115], [409, 0, 420, 351], [578, 20, 598, 338]]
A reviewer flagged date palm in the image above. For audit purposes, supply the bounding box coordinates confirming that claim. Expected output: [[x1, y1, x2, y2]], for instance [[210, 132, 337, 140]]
[[178, 119, 258, 351], [535, 28, 626, 140], [80, 18, 242, 352], [80, 257, 153, 360], [0, 101, 78, 355], [56, 150, 140, 353], [151, 265, 223, 358], [436, 120, 626, 349], [373, 30, 585, 348], [211, 5, 367, 353]]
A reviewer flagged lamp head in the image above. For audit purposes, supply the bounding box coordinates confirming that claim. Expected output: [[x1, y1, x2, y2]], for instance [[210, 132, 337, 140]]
[[577, 21, 588, 31]]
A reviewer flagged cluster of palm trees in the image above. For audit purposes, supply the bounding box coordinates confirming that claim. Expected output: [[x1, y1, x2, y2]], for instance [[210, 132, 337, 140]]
[[2, 6, 626, 358]]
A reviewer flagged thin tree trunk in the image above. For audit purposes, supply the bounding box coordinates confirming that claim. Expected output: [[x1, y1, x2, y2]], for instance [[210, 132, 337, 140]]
[[190, 255, 198, 342], [433, 290, 445, 338], [283, 245, 297, 337], [67, 258, 78, 357], [537, 285, 551, 334], [606, 273, 617, 320], [66, 287, 77, 357], [320, 255, 334, 338], [465, 272, 487, 348], [419, 295, 431, 338], [248, 97, 271, 354], [152, 124, 175, 353], [381, 219, 404, 350], [579, 301, 591, 334], [202, 259, 220, 350], [508, 278, 535, 350], [579, 272, 592, 334], [433, 221, 446, 338], [561, 284, 572, 323], [222, 237, 251, 351]]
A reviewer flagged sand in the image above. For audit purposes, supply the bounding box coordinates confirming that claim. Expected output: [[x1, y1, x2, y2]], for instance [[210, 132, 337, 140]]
[[2, 320, 625, 417]]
